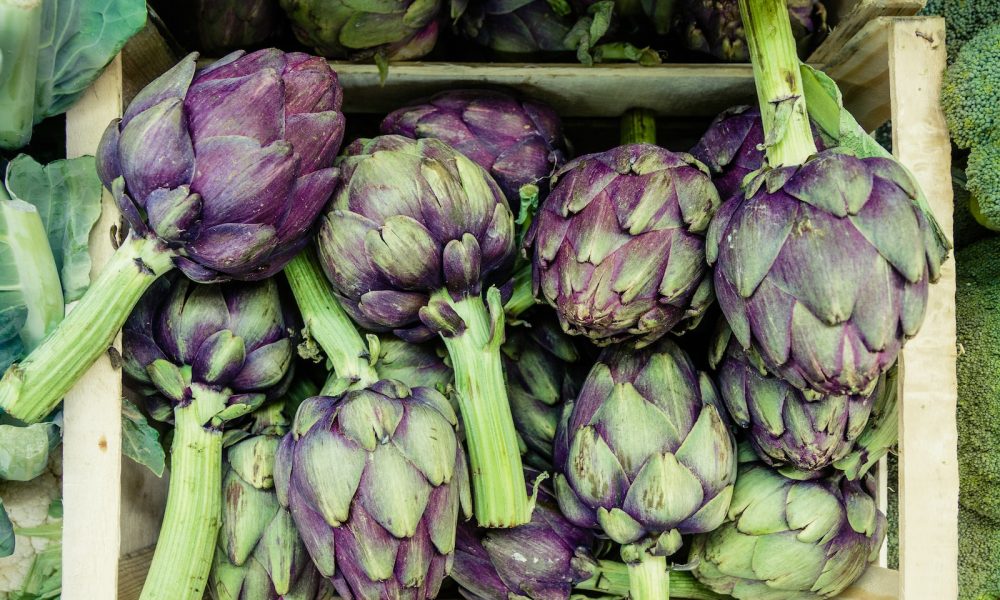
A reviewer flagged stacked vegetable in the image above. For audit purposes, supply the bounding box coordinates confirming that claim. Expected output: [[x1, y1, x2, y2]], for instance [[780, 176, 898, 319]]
[[0, 0, 952, 598]]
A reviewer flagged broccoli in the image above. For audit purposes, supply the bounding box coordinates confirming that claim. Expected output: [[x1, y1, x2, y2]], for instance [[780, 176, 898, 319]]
[[941, 24, 1000, 230], [957, 236, 1000, 517], [921, 0, 1000, 60], [959, 509, 1000, 600]]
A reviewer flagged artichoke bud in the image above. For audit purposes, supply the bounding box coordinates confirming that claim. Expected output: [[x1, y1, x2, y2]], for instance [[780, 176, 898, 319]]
[[145, 187, 203, 243], [228, 435, 280, 489], [193, 330, 247, 385], [147, 359, 191, 403]]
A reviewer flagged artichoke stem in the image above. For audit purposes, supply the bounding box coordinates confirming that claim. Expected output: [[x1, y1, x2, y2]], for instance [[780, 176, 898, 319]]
[[504, 262, 536, 319], [579, 560, 724, 600], [627, 554, 671, 600], [621, 109, 658, 145], [139, 389, 225, 600], [739, 0, 817, 166], [0, 0, 42, 149], [0, 232, 175, 423], [436, 290, 531, 527], [284, 248, 378, 388]]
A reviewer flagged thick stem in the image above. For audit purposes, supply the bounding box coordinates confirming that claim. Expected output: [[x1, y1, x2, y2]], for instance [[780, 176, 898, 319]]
[[739, 0, 817, 166], [504, 261, 535, 319], [0, 199, 64, 349], [435, 290, 530, 527], [627, 554, 670, 600], [140, 389, 225, 600], [0, 232, 175, 423], [283, 248, 378, 389], [0, 0, 42, 150], [578, 560, 724, 600], [621, 109, 657, 145]]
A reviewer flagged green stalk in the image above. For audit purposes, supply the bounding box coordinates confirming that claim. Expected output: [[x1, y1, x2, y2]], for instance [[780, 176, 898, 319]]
[[0, 232, 176, 423], [139, 386, 226, 600], [504, 261, 535, 319], [627, 554, 671, 600], [577, 560, 725, 600], [432, 289, 531, 527], [621, 108, 657, 145], [0, 198, 63, 349], [739, 0, 817, 167], [283, 248, 378, 389], [0, 0, 42, 150]]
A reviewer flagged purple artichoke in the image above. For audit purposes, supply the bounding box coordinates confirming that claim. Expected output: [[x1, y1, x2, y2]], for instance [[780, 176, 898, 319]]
[[674, 0, 826, 62], [689, 455, 887, 599], [707, 150, 948, 395], [123, 277, 295, 600], [316, 135, 533, 527], [375, 337, 453, 392], [454, 0, 577, 56], [527, 143, 720, 347], [709, 322, 890, 474], [0, 49, 343, 425], [280, 0, 441, 59], [451, 472, 597, 600], [689, 105, 829, 201], [274, 381, 471, 600], [554, 338, 737, 554], [380, 90, 567, 205], [195, 0, 285, 53]]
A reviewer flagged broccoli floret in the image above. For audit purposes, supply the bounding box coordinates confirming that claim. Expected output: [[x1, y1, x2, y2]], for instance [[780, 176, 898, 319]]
[[941, 24, 1000, 150], [959, 509, 1000, 600], [957, 237, 1000, 521], [921, 0, 1000, 60], [967, 142, 1000, 231]]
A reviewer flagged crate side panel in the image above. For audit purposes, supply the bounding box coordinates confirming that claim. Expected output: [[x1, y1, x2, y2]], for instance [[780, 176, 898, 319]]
[[809, 0, 924, 64], [889, 17, 959, 600], [63, 55, 126, 600]]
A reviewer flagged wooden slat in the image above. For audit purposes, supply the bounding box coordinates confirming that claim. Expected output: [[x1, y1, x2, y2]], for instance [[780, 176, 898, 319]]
[[888, 17, 959, 600], [333, 62, 757, 118], [822, 18, 893, 131], [808, 0, 924, 64], [117, 546, 155, 600], [63, 55, 126, 600], [840, 566, 900, 600]]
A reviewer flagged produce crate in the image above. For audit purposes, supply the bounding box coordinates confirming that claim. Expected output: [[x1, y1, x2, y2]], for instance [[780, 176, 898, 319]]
[[19, 3, 956, 599]]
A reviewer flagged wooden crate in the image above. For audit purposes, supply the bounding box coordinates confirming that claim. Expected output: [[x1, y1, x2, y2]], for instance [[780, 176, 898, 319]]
[[31, 5, 957, 600]]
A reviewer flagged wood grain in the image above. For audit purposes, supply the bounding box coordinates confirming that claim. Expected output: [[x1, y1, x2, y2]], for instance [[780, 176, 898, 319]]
[[889, 17, 959, 600]]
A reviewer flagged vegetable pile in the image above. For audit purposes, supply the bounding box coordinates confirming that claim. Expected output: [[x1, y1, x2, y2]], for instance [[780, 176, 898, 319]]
[[0, 0, 959, 598]]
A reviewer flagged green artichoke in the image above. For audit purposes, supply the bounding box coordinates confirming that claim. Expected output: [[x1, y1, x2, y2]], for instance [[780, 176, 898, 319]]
[[689, 449, 887, 599]]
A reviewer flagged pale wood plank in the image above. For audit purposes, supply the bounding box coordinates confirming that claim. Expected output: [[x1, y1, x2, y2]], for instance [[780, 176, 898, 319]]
[[808, 0, 923, 64], [888, 17, 959, 600], [822, 18, 892, 131], [63, 55, 126, 600], [117, 546, 154, 600], [839, 566, 900, 600]]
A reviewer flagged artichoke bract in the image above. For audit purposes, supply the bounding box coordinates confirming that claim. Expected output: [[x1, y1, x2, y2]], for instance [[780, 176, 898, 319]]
[[528, 125, 720, 347], [451, 471, 597, 600], [280, 0, 441, 60], [689, 454, 887, 599], [708, 0, 949, 395], [124, 278, 295, 600], [689, 105, 828, 201], [0, 49, 344, 424], [273, 381, 471, 600], [195, 0, 285, 53], [316, 135, 533, 527], [380, 90, 567, 205], [674, 0, 824, 62], [375, 336, 453, 392], [209, 405, 329, 600], [554, 338, 736, 600], [710, 323, 894, 475]]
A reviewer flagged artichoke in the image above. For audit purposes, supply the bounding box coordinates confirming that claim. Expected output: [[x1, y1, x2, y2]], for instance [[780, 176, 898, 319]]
[[554, 338, 736, 599], [454, 0, 577, 56], [674, 0, 825, 62], [124, 278, 295, 600], [316, 135, 533, 527], [707, 0, 949, 396], [503, 320, 587, 468], [381, 90, 567, 205], [451, 470, 597, 600], [0, 50, 344, 424], [209, 405, 329, 600], [689, 105, 829, 201], [274, 381, 471, 600], [528, 142, 719, 347], [375, 336, 452, 392], [280, 0, 441, 59], [194, 0, 285, 53], [710, 323, 895, 475], [689, 453, 887, 599]]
